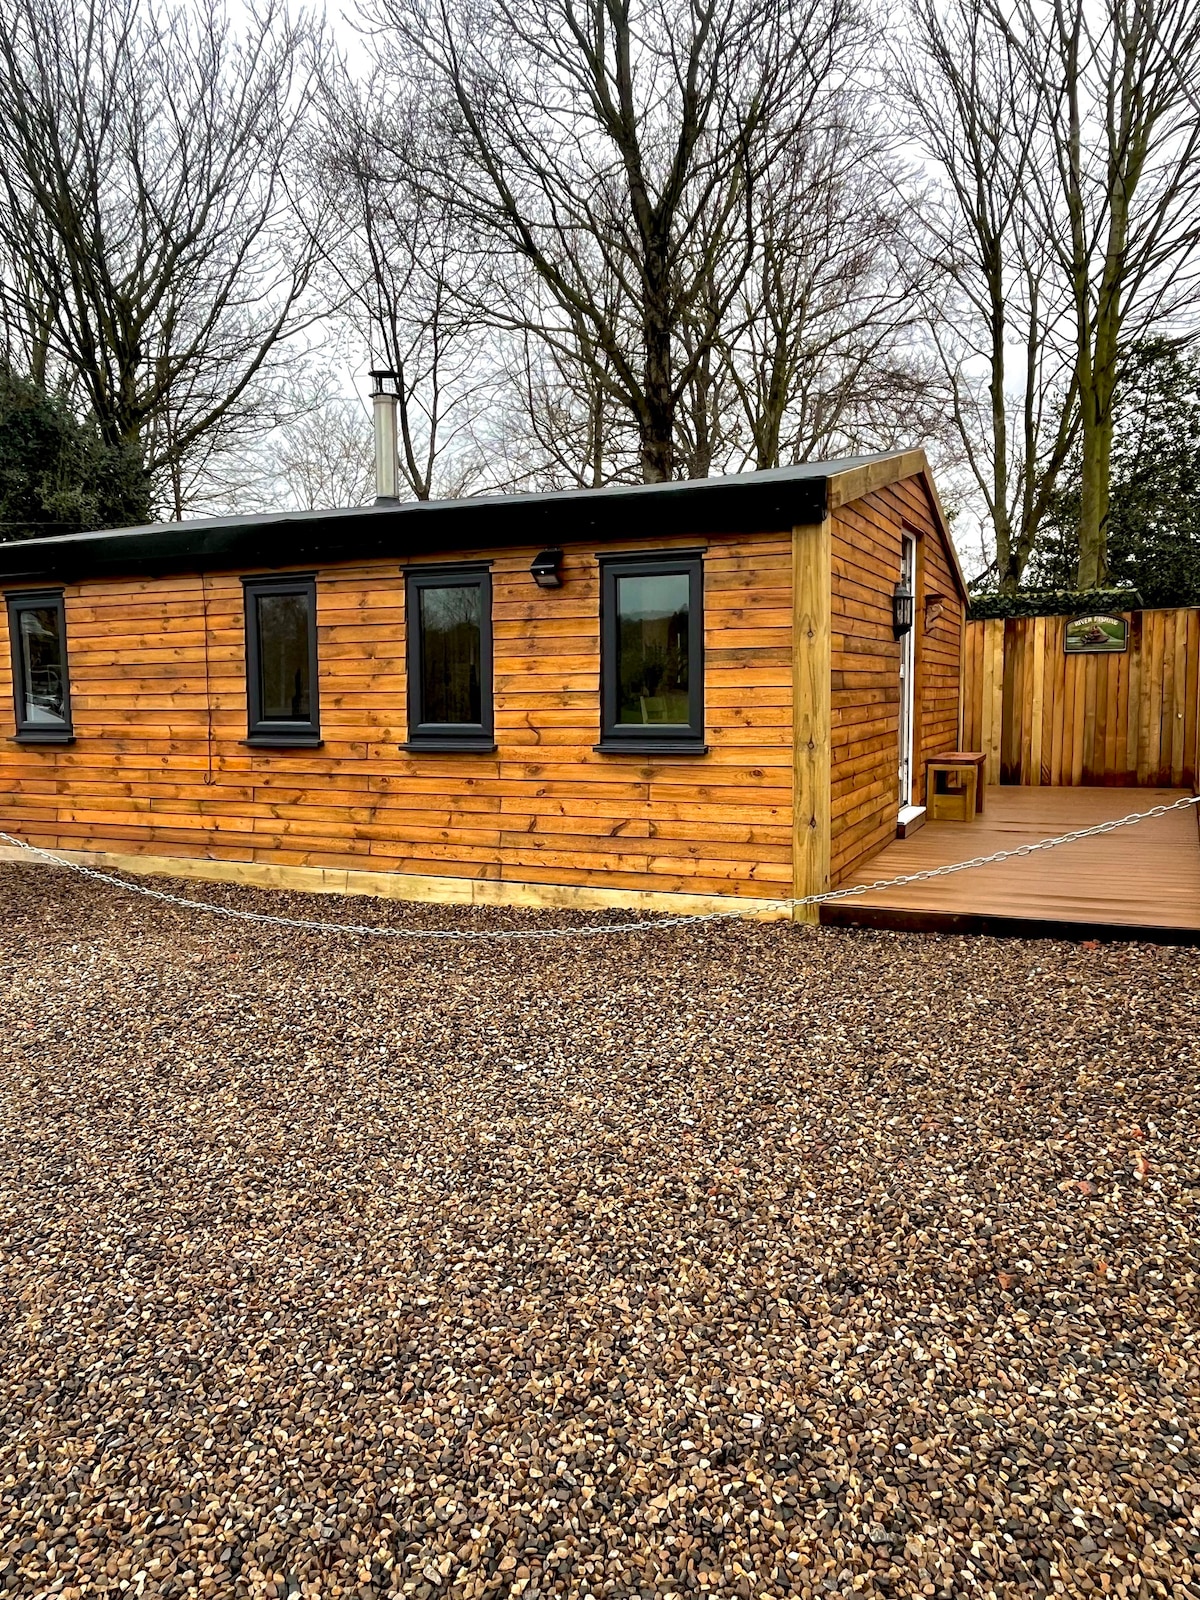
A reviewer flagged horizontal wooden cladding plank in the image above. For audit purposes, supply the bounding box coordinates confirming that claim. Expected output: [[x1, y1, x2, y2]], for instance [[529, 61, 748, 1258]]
[[703, 585, 793, 608], [832, 692, 900, 720], [71, 696, 214, 714], [831, 596, 893, 630], [493, 653, 599, 674], [0, 766, 795, 820], [494, 636, 606, 660], [832, 539, 898, 577], [706, 666, 793, 688], [493, 831, 791, 862], [833, 788, 894, 832], [65, 626, 217, 651], [832, 745, 895, 787], [503, 796, 791, 825], [4, 744, 794, 783], [68, 651, 211, 673], [492, 674, 599, 694], [832, 806, 896, 853], [491, 814, 791, 848], [831, 670, 900, 692], [493, 747, 792, 772], [63, 816, 794, 882], [64, 601, 210, 625], [831, 770, 891, 810], [705, 646, 791, 668], [832, 724, 899, 760], [704, 625, 792, 649], [369, 844, 793, 882], [258, 799, 792, 834], [831, 641, 900, 667], [5, 779, 258, 806], [68, 578, 219, 601], [832, 526, 902, 577], [489, 706, 788, 733], [704, 557, 792, 584]]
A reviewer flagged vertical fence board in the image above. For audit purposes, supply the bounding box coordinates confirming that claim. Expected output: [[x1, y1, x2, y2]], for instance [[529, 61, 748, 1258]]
[[1149, 614, 1166, 784], [980, 618, 1004, 784], [1185, 611, 1199, 788], [1049, 616, 1067, 784], [1177, 604, 1196, 787], [1126, 612, 1142, 783], [962, 608, 1198, 787], [1030, 616, 1046, 785]]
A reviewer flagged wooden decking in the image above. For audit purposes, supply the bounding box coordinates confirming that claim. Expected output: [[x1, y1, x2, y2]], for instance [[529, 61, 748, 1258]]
[[822, 786, 1200, 942]]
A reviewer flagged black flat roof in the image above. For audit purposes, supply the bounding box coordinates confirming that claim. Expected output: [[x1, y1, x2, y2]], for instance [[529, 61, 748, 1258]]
[[0, 455, 898, 584]]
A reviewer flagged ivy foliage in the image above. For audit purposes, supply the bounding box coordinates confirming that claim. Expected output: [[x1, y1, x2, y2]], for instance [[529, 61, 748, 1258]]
[[968, 588, 1143, 621]]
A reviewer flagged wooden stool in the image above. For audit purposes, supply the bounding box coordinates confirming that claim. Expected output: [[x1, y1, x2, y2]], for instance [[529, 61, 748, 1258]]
[[930, 750, 986, 814], [926, 760, 979, 822]]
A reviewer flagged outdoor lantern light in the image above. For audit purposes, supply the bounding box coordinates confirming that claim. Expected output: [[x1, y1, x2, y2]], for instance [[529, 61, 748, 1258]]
[[892, 578, 914, 639], [530, 549, 564, 588]]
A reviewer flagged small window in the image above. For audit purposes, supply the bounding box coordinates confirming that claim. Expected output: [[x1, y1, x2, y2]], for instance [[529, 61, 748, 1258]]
[[6, 589, 73, 743], [404, 566, 494, 750], [598, 552, 705, 752], [243, 575, 320, 746]]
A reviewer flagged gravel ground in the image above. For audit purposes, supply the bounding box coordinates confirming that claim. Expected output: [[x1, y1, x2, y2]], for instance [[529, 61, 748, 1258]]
[[1, 862, 1199, 1600]]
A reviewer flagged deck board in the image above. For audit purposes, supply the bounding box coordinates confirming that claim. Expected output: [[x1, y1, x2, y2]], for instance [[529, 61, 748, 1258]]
[[822, 786, 1200, 940]]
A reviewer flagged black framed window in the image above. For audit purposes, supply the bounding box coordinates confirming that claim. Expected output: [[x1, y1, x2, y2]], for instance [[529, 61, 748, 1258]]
[[243, 575, 321, 747], [6, 588, 73, 743], [403, 565, 494, 751], [598, 552, 705, 753]]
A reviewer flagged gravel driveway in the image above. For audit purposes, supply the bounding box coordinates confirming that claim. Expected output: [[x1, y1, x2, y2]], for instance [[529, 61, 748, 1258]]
[[1, 863, 1198, 1600]]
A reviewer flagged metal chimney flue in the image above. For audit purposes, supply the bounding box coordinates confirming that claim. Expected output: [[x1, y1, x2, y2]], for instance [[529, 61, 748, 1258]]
[[369, 369, 400, 503]]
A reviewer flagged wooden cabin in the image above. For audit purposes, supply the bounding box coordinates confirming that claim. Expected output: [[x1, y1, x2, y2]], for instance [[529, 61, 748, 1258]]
[[0, 451, 967, 919]]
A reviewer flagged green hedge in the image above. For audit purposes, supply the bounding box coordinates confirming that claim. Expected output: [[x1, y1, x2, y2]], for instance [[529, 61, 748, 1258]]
[[967, 588, 1144, 621]]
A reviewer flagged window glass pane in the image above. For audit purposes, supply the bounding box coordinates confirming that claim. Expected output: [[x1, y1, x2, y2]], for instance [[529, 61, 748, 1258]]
[[256, 591, 311, 721], [420, 583, 482, 725], [615, 572, 690, 725], [18, 606, 68, 726]]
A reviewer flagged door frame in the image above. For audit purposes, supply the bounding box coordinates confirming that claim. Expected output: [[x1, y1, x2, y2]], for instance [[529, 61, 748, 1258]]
[[898, 531, 917, 808]]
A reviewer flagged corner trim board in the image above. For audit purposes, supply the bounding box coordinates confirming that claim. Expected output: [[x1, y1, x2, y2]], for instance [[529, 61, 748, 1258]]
[[792, 516, 832, 923]]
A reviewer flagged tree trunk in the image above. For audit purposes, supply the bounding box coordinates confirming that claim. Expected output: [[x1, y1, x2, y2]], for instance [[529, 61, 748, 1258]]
[[1075, 401, 1113, 589], [1076, 232, 1122, 590], [641, 291, 675, 482], [988, 262, 1019, 591]]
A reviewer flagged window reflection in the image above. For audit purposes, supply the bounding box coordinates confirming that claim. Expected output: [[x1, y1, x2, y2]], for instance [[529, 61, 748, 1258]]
[[420, 583, 483, 725], [615, 572, 691, 725], [256, 591, 311, 721], [18, 606, 68, 726]]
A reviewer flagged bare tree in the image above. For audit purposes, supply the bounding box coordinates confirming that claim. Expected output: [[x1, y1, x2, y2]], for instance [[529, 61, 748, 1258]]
[[313, 68, 497, 501], [362, 0, 857, 483], [1006, 0, 1200, 588], [0, 0, 326, 518], [721, 99, 946, 471], [900, 0, 1200, 592], [895, 0, 1077, 591]]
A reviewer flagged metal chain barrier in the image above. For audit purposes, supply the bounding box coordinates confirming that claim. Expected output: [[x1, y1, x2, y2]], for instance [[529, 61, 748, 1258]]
[[1, 793, 1198, 944]]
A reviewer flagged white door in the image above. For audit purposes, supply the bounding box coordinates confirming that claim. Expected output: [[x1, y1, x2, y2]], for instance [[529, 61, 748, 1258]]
[[898, 533, 917, 808]]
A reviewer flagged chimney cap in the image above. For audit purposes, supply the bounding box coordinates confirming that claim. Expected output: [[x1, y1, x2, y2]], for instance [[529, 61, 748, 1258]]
[[369, 368, 400, 396]]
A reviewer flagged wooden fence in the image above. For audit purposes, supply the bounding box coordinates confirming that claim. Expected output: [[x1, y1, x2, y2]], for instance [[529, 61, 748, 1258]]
[[963, 609, 1200, 788]]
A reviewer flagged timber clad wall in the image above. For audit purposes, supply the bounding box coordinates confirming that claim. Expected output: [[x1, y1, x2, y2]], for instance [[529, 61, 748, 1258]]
[[0, 531, 798, 903], [829, 479, 964, 883], [964, 609, 1200, 788]]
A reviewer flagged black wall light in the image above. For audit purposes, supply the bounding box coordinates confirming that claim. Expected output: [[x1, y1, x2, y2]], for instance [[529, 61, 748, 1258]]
[[530, 549, 564, 588], [892, 578, 914, 639]]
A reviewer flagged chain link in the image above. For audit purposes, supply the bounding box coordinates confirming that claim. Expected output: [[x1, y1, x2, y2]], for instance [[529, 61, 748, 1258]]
[[1, 793, 1197, 943]]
